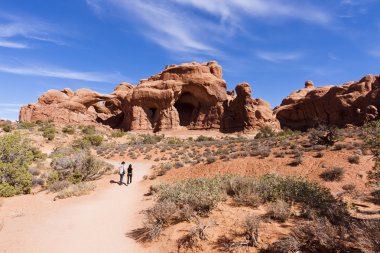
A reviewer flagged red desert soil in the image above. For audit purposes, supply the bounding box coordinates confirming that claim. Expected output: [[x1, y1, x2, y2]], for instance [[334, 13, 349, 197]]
[[0, 161, 156, 253]]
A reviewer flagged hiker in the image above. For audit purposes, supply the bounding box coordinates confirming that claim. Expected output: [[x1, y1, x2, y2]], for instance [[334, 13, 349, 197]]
[[119, 161, 126, 185], [127, 164, 133, 184]]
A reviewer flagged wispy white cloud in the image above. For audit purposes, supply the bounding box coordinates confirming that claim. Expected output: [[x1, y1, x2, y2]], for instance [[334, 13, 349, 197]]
[[256, 51, 303, 63], [0, 39, 28, 49], [0, 63, 125, 83], [173, 0, 331, 24], [86, 0, 331, 57], [0, 12, 67, 48]]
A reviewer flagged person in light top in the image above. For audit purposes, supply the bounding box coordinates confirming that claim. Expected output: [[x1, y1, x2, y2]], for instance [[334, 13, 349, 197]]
[[119, 161, 126, 185]]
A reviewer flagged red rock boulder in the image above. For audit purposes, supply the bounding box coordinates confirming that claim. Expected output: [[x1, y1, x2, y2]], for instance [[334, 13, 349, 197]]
[[275, 75, 380, 130]]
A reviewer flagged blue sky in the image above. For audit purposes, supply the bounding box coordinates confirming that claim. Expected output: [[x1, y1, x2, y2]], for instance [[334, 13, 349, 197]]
[[0, 0, 379, 120]]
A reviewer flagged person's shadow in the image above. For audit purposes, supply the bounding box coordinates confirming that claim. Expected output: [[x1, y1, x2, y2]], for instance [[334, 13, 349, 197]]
[[110, 180, 128, 186]]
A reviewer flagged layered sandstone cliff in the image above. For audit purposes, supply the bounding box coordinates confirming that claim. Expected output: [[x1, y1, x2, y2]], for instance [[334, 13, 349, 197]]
[[275, 75, 380, 130], [20, 61, 279, 132]]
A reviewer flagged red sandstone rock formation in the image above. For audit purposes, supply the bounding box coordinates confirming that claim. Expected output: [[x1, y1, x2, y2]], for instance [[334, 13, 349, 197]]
[[275, 75, 380, 130], [20, 61, 279, 132]]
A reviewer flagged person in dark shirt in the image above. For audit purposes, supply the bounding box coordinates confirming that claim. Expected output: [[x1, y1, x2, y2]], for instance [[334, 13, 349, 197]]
[[127, 164, 133, 184]]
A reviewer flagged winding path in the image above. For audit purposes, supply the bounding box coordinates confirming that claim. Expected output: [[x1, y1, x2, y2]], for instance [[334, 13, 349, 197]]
[[0, 161, 154, 253]]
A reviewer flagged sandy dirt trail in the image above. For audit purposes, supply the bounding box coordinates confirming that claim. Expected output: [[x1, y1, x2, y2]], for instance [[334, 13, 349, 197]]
[[0, 161, 155, 253]]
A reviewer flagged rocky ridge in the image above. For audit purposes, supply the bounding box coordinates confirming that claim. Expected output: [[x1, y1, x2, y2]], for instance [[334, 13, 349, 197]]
[[20, 61, 279, 132]]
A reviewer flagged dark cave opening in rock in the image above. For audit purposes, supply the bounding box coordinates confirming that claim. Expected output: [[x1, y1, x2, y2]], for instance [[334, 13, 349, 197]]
[[145, 107, 158, 128], [174, 92, 199, 127]]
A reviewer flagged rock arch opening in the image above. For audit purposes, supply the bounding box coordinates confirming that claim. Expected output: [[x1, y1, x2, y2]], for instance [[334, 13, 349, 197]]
[[174, 92, 200, 127]]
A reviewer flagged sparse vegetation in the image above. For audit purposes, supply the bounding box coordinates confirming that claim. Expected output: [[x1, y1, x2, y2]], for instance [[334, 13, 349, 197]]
[[320, 167, 344, 182], [62, 126, 75, 135], [54, 182, 96, 200], [265, 200, 290, 222], [255, 126, 275, 139], [348, 155, 360, 164], [309, 125, 338, 146], [50, 147, 111, 184]]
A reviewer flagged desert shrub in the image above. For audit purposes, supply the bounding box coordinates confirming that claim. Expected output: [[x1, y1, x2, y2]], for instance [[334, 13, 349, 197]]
[[242, 214, 261, 247], [320, 167, 344, 181], [274, 151, 285, 158], [314, 151, 324, 158], [353, 219, 380, 253], [261, 236, 300, 253], [157, 163, 173, 176], [142, 200, 177, 241], [28, 168, 40, 176], [83, 135, 103, 146], [206, 156, 217, 164], [42, 126, 56, 140], [265, 200, 290, 222], [156, 177, 226, 215], [130, 134, 164, 145], [347, 155, 360, 164], [47, 170, 59, 186], [309, 125, 338, 146], [342, 183, 356, 192], [54, 182, 96, 200], [111, 129, 125, 138], [292, 217, 349, 252], [289, 156, 302, 166], [177, 221, 210, 251], [32, 177, 45, 187], [18, 121, 37, 129], [81, 125, 96, 135], [226, 177, 262, 207], [62, 126, 75, 135], [174, 161, 184, 168], [195, 135, 215, 142], [48, 180, 70, 192], [276, 128, 295, 140], [0, 132, 44, 197], [166, 137, 183, 145], [51, 147, 110, 183], [251, 146, 271, 158], [1, 124, 13, 132], [255, 126, 276, 139]]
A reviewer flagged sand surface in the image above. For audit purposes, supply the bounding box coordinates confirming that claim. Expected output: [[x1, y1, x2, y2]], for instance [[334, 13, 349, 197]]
[[0, 161, 154, 253]]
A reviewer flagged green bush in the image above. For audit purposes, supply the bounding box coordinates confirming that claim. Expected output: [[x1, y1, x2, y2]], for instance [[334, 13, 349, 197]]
[[81, 125, 96, 135], [226, 176, 262, 207], [18, 121, 37, 129], [84, 135, 103, 146], [38, 122, 56, 140], [62, 126, 75, 135], [2, 124, 13, 132], [111, 129, 125, 138], [255, 126, 276, 139], [0, 132, 43, 197], [195, 135, 215, 142], [156, 177, 227, 215]]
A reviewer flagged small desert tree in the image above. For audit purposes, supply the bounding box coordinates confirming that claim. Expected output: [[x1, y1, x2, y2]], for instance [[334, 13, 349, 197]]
[[309, 125, 338, 146], [0, 132, 44, 196]]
